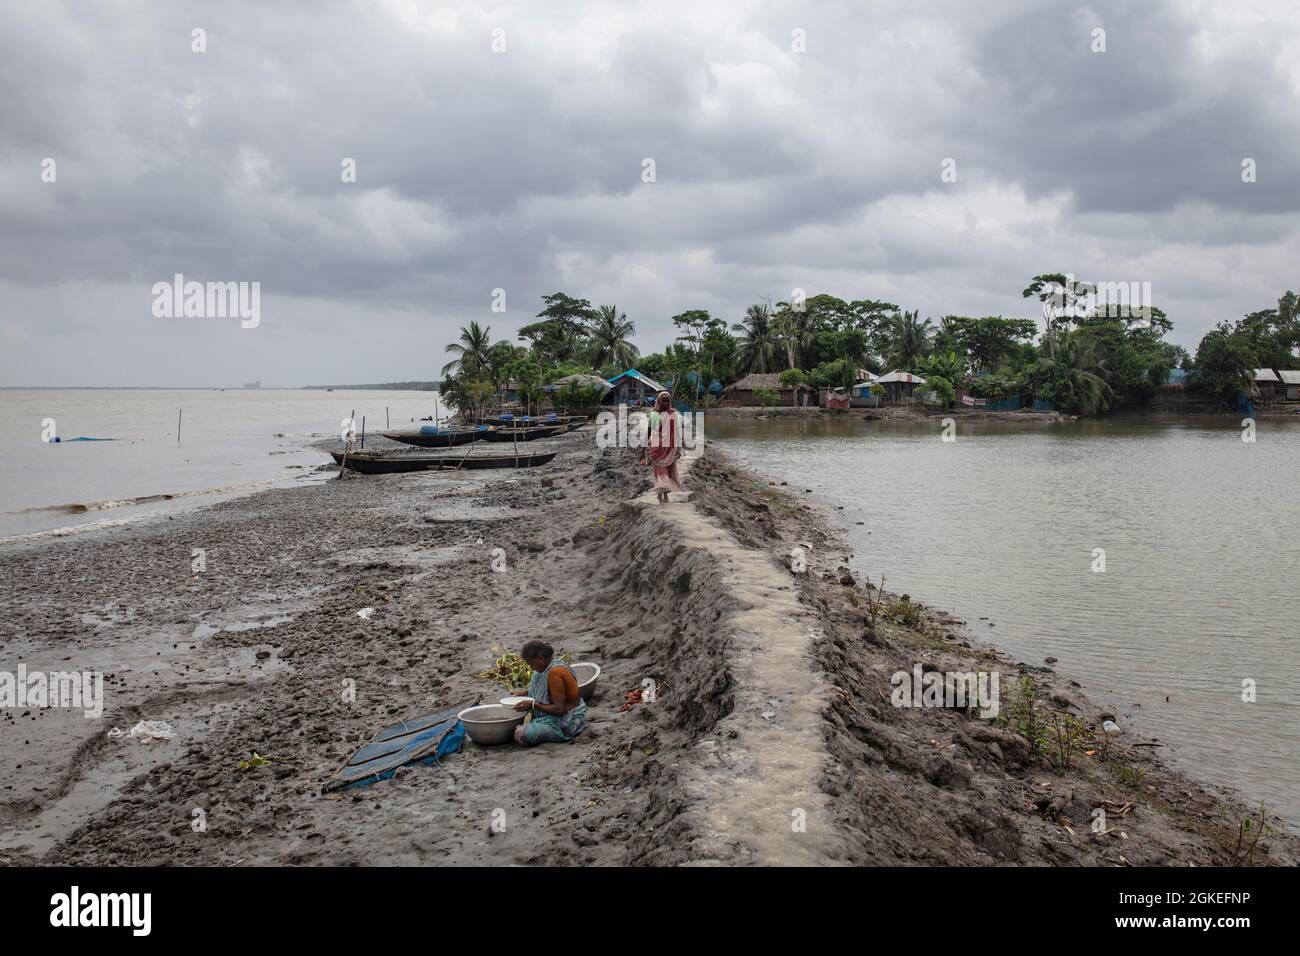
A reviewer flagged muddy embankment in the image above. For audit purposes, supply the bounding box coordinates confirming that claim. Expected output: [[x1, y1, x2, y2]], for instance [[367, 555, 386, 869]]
[[2, 429, 1295, 866], [687, 450, 1299, 865]]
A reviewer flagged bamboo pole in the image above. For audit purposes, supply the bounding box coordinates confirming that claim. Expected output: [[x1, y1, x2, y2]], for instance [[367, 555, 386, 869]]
[[177, 409, 182, 444], [337, 408, 355, 479], [360, 416, 366, 449]]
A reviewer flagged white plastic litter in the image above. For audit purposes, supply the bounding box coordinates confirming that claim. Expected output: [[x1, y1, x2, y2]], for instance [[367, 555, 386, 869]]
[[356, 607, 375, 619], [1102, 719, 1121, 735], [128, 719, 175, 741]]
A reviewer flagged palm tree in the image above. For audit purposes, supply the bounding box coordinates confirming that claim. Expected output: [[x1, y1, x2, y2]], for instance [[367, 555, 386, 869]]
[[588, 305, 639, 369], [442, 321, 494, 377], [1037, 330, 1113, 415], [882, 310, 933, 370], [732, 303, 779, 374]]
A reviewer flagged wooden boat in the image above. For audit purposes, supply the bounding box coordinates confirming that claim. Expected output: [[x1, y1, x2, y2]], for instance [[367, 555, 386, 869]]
[[481, 414, 585, 428], [331, 450, 558, 474], [481, 424, 571, 442], [382, 428, 484, 448]]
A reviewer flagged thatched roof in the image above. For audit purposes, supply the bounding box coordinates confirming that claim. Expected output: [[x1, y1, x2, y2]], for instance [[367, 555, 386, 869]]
[[727, 373, 811, 391]]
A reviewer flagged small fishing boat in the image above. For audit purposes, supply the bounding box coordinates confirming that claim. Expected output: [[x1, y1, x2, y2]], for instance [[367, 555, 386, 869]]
[[481, 424, 571, 442], [382, 427, 485, 448], [331, 450, 558, 474], [482, 414, 585, 428]]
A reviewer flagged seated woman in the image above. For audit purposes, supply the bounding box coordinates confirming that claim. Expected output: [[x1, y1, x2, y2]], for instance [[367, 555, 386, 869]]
[[511, 640, 588, 746]]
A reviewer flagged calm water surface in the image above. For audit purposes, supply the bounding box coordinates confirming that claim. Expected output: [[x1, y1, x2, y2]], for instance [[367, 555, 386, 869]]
[[0, 389, 444, 539], [710, 414, 1300, 829]]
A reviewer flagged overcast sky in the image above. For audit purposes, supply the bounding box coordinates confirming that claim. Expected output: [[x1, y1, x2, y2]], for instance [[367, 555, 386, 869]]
[[2, 0, 1299, 387]]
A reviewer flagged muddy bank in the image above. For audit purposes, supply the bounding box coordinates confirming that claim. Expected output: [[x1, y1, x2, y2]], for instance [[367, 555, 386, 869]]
[[688, 452, 1298, 865], [2, 428, 1293, 866]]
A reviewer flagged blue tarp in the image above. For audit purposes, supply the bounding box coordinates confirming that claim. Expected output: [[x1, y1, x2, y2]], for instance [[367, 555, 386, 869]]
[[323, 704, 466, 792]]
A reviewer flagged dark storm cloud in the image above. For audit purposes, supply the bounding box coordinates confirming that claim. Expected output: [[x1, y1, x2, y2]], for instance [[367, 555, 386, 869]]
[[1, 0, 1298, 386]]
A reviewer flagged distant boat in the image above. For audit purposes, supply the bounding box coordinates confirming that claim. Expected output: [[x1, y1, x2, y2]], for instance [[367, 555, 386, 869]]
[[244, 380, 261, 389], [327, 388, 334, 392], [331, 450, 558, 473]]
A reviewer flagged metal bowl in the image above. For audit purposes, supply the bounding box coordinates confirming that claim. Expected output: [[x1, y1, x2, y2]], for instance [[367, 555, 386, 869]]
[[458, 704, 525, 745], [571, 662, 601, 701]]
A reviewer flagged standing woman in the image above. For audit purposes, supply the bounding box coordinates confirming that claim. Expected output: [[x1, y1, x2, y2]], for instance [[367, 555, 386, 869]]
[[646, 390, 684, 505]]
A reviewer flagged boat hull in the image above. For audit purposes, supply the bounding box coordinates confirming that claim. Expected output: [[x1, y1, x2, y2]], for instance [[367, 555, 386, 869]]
[[331, 451, 558, 473], [382, 429, 483, 448]]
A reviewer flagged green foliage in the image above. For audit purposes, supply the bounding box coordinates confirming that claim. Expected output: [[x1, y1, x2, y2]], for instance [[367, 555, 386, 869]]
[[881, 310, 933, 370], [1189, 321, 1262, 405], [436, 280, 1300, 422], [1006, 676, 1048, 754], [884, 594, 924, 628], [808, 358, 856, 389], [753, 387, 780, 408], [924, 374, 956, 407], [778, 368, 808, 387], [588, 304, 640, 369]]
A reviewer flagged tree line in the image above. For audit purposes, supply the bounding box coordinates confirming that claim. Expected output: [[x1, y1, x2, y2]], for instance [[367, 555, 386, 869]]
[[438, 282, 1300, 417]]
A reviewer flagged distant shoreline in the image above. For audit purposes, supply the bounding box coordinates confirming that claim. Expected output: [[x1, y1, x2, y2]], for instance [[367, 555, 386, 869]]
[[2, 384, 440, 391]]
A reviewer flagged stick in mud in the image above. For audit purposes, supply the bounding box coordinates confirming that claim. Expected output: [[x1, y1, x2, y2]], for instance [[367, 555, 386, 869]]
[[337, 408, 355, 479]]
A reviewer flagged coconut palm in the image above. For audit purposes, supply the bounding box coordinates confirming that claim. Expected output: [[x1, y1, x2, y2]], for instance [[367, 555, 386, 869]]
[[1036, 330, 1113, 415], [732, 303, 780, 374], [588, 305, 640, 369], [882, 310, 933, 370], [441, 321, 495, 377], [918, 350, 965, 388], [771, 302, 816, 370]]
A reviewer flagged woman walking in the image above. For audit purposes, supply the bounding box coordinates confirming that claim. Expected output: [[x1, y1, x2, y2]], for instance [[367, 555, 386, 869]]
[[645, 390, 684, 505]]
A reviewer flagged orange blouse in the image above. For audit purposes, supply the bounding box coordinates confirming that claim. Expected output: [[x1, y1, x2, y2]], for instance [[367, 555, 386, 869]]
[[547, 667, 579, 709]]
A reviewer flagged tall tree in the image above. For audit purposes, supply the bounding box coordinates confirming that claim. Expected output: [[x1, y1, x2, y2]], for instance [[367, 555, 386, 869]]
[[882, 310, 933, 370], [588, 304, 640, 369], [517, 293, 597, 364], [732, 303, 780, 374], [441, 321, 495, 377], [1023, 274, 1090, 353]]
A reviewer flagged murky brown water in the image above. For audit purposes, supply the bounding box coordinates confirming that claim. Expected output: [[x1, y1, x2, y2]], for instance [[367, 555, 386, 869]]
[[710, 413, 1300, 829]]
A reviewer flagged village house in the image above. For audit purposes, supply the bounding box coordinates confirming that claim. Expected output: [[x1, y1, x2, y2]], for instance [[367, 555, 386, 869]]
[[1278, 370, 1300, 402], [1252, 368, 1282, 402], [721, 373, 818, 407], [602, 368, 668, 407]]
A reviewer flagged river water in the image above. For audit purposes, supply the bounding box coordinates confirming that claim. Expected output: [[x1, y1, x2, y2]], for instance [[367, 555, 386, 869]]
[[710, 413, 1300, 829], [0, 388, 443, 540]]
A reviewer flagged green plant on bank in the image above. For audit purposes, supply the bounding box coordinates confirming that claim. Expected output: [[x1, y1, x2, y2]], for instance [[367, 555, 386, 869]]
[[885, 593, 924, 628], [753, 387, 780, 408], [1234, 802, 1272, 862], [1006, 676, 1049, 754], [1046, 710, 1088, 768], [476, 648, 573, 689], [863, 575, 887, 638], [1117, 764, 1146, 788]]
